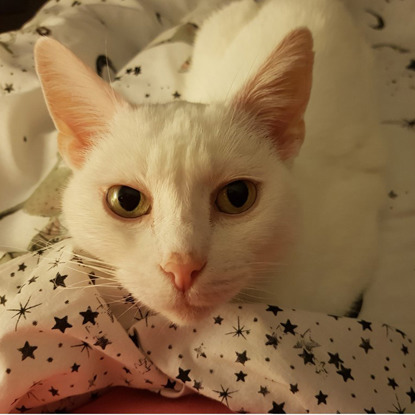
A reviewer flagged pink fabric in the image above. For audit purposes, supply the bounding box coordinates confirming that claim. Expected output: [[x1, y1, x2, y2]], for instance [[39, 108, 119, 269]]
[[75, 387, 232, 414]]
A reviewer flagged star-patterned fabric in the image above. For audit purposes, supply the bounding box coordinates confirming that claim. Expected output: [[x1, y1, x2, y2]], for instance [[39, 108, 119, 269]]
[[0, 0, 415, 413], [0, 241, 414, 413]]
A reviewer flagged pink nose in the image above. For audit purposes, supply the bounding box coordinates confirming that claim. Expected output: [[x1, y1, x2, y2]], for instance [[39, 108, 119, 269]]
[[161, 253, 206, 292]]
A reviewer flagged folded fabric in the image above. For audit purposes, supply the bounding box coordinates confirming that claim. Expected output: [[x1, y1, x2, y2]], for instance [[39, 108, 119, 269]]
[[0, 241, 414, 413]]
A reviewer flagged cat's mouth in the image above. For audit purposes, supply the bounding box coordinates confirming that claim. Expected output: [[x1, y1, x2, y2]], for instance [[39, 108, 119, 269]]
[[162, 300, 215, 326], [160, 283, 241, 326]]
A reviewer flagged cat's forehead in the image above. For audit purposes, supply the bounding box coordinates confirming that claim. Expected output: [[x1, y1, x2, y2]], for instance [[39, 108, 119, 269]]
[[92, 102, 275, 189]]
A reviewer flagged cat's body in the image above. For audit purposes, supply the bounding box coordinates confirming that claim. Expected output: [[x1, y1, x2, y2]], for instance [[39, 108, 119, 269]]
[[184, 0, 386, 315], [35, 0, 385, 325]]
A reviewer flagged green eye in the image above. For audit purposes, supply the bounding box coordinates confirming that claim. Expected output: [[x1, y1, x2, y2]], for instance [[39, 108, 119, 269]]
[[216, 180, 257, 214], [106, 185, 150, 218]]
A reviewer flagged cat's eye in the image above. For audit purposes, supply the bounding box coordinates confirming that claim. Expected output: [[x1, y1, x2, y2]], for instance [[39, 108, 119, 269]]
[[215, 180, 257, 214], [106, 185, 150, 218]]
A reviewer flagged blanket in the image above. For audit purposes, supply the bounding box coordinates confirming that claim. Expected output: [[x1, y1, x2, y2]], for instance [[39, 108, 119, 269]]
[[0, 0, 414, 412]]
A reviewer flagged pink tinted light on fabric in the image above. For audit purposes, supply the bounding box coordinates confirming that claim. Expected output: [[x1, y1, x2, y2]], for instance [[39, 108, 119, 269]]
[[75, 387, 233, 414]]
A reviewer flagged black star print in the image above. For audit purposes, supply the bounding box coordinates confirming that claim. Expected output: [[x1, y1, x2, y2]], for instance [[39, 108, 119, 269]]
[[49, 272, 68, 289], [281, 319, 297, 335], [406, 387, 415, 403], [359, 338, 373, 354], [28, 276, 38, 284], [235, 350, 250, 365], [79, 306, 99, 325], [49, 387, 59, 396], [172, 91, 181, 99], [213, 315, 224, 324], [88, 272, 98, 285], [258, 386, 270, 396], [169, 323, 178, 330], [298, 348, 315, 365], [268, 401, 286, 413], [235, 371, 247, 382], [388, 377, 399, 390], [8, 296, 42, 331], [18, 263, 27, 272], [226, 316, 250, 339], [194, 343, 207, 358], [48, 254, 66, 270], [176, 367, 191, 383], [358, 320, 373, 331], [95, 55, 116, 78], [123, 366, 132, 374], [266, 305, 283, 316], [293, 329, 320, 351], [315, 390, 328, 405], [396, 328, 406, 338], [193, 380, 203, 391], [36, 26, 51, 36], [336, 365, 354, 382], [0, 295, 6, 306], [290, 383, 299, 394], [265, 333, 278, 349], [52, 316, 73, 333], [364, 407, 376, 413], [71, 363, 80, 372], [94, 336, 111, 350], [129, 328, 140, 347], [389, 398, 406, 414], [16, 406, 30, 413], [213, 385, 237, 407], [401, 344, 409, 355], [134, 66, 141, 75], [18, 341, 38, 360], [71, 341, 92, 357], [163, 379, 176, 389], [4, 84, 14, 93], [88, 374, 97, 388], [328, 352, 344, 369]]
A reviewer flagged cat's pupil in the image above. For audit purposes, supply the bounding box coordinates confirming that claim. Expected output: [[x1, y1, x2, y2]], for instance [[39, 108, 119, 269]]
[[226, 181, 249, 208], [118, 186, 141, 211]]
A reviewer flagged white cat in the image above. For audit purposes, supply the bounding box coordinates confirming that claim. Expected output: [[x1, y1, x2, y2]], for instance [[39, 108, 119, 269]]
[[34, 0, 385, 326]]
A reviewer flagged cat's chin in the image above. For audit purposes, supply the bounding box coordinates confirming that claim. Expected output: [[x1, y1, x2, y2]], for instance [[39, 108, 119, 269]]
[[160, 303, 215, 327]]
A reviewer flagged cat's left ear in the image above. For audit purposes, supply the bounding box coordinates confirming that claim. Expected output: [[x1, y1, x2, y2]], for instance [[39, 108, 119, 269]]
[[232, 28, 314, 161], [35, 37, 127, 169]]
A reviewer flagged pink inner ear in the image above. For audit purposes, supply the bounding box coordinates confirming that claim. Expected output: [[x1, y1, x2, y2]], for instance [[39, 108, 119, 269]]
[[233, 28, 314, 160], [34, 37, 127, 169]]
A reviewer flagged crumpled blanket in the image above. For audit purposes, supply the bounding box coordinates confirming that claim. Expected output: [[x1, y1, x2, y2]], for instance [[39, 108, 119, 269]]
[[0, 0, 415, 412], [0, 241, 414, 413]]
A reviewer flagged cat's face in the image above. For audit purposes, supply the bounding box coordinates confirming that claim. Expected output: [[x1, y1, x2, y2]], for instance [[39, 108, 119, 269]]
[[34, 29, 313, 324], [63, 103, 298, 324]]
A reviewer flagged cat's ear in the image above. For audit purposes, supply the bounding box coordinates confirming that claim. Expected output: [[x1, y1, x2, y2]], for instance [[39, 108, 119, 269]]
[[34, 37, 127, 169], [232, 28, 314, 161]]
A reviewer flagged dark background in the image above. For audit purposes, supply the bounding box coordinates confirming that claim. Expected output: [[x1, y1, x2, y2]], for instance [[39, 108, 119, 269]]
[[0, 0, 48, 33]]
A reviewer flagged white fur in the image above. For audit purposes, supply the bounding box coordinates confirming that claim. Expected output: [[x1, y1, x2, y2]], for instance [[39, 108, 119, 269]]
[[184, 0, 386, 314], [38, 0, 386, 325]]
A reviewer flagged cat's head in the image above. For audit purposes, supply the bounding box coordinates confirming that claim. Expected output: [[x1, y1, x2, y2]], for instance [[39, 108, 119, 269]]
[[34, 29, 313, 325]]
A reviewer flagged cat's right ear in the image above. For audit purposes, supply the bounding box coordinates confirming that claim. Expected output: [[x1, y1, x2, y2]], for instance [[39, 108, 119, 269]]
[[34, 37, 127, 170]]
